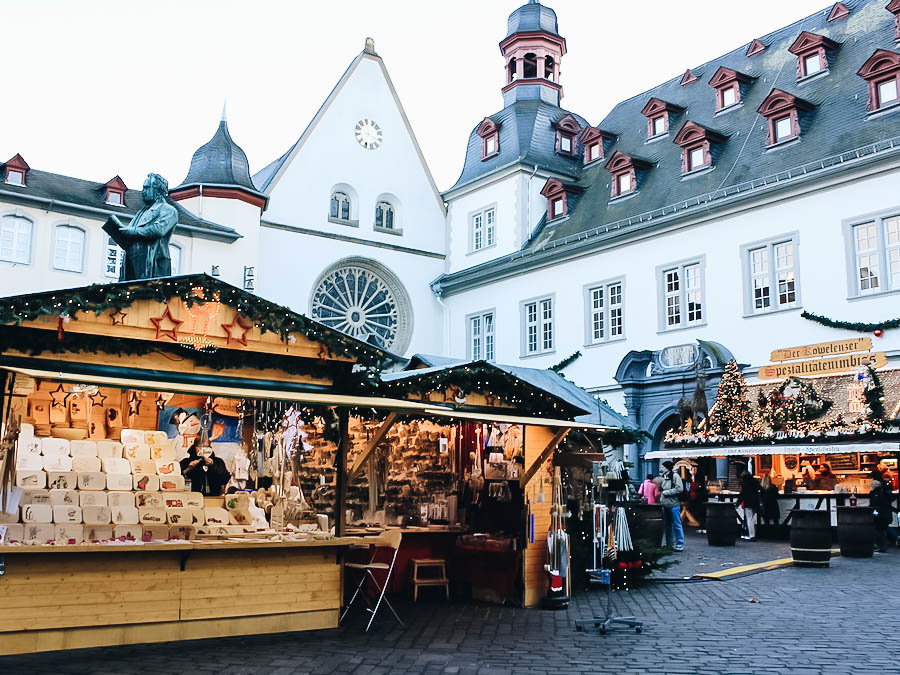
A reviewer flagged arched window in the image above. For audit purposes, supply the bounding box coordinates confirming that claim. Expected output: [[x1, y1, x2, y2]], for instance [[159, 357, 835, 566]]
[[330, 192, 351, 221], [169, 243, 181, 275], [507, 58, 517, 83], [375, 202, 395, 230], [523, 53, 537, 79], [0, 214, 32, 264], [53, 224, 85, 273], [544, 56, 555, 81]]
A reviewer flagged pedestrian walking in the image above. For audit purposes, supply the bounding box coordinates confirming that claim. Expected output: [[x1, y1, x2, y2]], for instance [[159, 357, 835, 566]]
[[638, 474, 659, 505], [739, 471, 761, 541], [660, 461, 684, 552]]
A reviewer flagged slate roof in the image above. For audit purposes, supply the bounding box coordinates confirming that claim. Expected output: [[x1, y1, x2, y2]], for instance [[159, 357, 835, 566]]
[[437, 0, 900, 293], [175, 119, 267, 200], [447, 100, 589, 192], [505, 1, 560, 39], [0, 167, 240, 242]]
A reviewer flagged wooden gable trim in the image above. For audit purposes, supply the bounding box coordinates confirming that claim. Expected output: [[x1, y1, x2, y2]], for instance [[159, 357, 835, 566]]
[[640, 97, 684, 118], [789, 31, 839, 56], [709, 66, 753, 87], [672, 121, 727, 147], [757, 89, 814, 117], [746, 39, 766, 57], [552, 114, 582, 134], [604, 151, 652, 173], [476, 117, 500, 138], [680, 69, 698, 86], [540, 178, 565, 198], [104, 176, 128, 191], [827, 2, 850, 21], [857, 48, 900, 80], [579, 127, 612, 144]]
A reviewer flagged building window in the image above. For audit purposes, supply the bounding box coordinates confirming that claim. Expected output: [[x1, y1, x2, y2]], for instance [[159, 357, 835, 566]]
[[606, 151, 650, 199], [375, 201, 394, 230], [857, 49, 900, 112], [169, 244, 181, 275], [580, 126, 614, 165], [878, 78, 899, 107], [541, 178, 568, 220], [585, 280, 624, 345], [523, 53, 537, 79], [774, 116, 794, 142], [522, 296, 554, 356], [688, 147, 706, 171], [0, 214, 32, 264], [721, 85, 737, 108], [553, 114, 582, 157], [757, 89, 813, 146], [559, 134, 573, 154], [617, 173, 632, 195], [476, 117, 501, 160], [674, 121, 726, 175], [471, 207, 495, 251], [485, 135, 498, 155], [742, 237, 799, 315], [651, 116, 666, 136], [641, 98, 682, 140], [709, 67, 754, 112], [330, 192, 351, 221], [659, 260, 704, 330], [53, 225, 85, 273], [587, 142, 601, 162], [849, 217, 900, 295], [5, 170, 24, 186], [469, 311, 495, 361], [804, 53, 823, 76], [789, 32, 838, 79], [551, 198, 564, 218], [104, 236, 124, 278], [106, 190, 123, 206]]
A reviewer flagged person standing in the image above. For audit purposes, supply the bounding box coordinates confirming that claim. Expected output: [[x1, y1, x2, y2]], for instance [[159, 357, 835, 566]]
[[870, 470, 893, 553], [689, 471, 709, 534], [180, 440, 231, 497], [638, 474, 659, 505], [739, 471, 761, 541], [660, 461, 684, 552], [760, 474, 780, 527]]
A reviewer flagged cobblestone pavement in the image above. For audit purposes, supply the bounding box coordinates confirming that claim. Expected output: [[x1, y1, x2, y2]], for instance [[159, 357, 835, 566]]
[[2, 538, 898, 675]]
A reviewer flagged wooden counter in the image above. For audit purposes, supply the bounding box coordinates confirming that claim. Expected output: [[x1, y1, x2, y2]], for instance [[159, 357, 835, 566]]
[[0, 536, 384, 656]]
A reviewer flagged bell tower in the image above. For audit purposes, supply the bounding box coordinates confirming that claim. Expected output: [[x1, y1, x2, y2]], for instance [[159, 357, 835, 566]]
[[500, 0, 566, 107]]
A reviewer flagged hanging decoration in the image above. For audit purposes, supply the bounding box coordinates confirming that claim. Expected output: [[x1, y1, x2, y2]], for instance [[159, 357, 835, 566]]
[[127, 391, 141, 417], [801, 310, 900, 334], [858, 363, 886, 422], [221, 314, 253, 347], [109, 309, 128, 325], [550, 351, 582, 374], [757, 376, 831, 431], [149, 305, 183, 342], [48, 383, 71, 410], [88, 390, 108, 408]]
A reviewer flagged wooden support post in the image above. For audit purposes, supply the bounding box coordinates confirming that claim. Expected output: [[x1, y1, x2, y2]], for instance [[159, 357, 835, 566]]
[[519, 427, 569, 489], [346, 411, 399, 484], [335, 408, 350, 538]]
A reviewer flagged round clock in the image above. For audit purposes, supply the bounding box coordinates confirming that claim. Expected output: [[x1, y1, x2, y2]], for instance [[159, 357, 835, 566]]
[[355, 119, 383, 150]]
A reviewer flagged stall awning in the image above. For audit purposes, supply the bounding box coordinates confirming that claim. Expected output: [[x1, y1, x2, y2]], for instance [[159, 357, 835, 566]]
[[646, 442, 900, 459], [0, 365, 437, 413], [420, 407, 615, 431]]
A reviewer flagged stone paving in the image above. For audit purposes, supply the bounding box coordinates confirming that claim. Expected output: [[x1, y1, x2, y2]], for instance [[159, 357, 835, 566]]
[[2, 533, 898, 675]]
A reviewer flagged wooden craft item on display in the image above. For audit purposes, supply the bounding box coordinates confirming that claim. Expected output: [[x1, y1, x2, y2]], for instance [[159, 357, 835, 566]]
[[20, 438, 41, 455], [108, 491, 136, 508], [101, 457, 130, 474], [97, 440, 123, 458], [113, 524, 142, 540], [68, 398, 87, 422], [105, 407, 123, 431], [54, 524, 83, 543], [224, 494, 250, 511], [184, 493, 203, 509], [203, 507, 229, 525], [163, 493, 186, 508], [52, 505, 81, 523], [149, 444, 176, 461], [88, 419, 105, 440], [142, 524, 170, 541], [155, 460, 179, 476], [23, 523, 54, 543], [228, 510, 252, 526], [131, 459, 157, 475], [83, 505, 112, 525], [30, 399, 50, 425], [70, 440, 98, 457], [138, 507, 166, 524], [4, 523, 24, 542], [41, 438, 70, 456], [168, 524, 196, 540], [16, 471, 46, 489], [124, 444, 151, 461], [112, 506, 139, 525], [166, 508, 201, 525], [15, 454, 43, 471], [160, 475, 184, 491], [47, 472, 77, 490], [21, 489, 50, 505], [49, 489, 78, 506], [106, 474, 134, 491], [120, 429, 145, 446], [134, 474, 160, 491], [84, 525, 113, 542], [79, 491, 107, 507], [0, 509, 18, 524], [144, 431, 169, 446], [72, 456, 101, 473], [77, 472, 106, 490], [42, 454, 73, 472], [136, 491, 164, 508]]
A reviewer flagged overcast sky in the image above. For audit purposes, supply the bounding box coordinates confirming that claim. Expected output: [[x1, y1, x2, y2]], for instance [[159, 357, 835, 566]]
[[2, 0, 829, 192]]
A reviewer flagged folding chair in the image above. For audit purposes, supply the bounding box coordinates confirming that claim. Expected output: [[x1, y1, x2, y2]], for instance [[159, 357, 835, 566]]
[[340, 529, 405, 632]]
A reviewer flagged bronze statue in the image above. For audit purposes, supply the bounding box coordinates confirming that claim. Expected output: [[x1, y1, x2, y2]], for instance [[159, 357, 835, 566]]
[[678, 370, 709, 431], [103, 173, 178, 281]]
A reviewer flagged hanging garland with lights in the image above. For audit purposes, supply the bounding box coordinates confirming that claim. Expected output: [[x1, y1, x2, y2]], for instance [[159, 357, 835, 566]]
[[550, 351, 582, 373], [0, 274, 393, 370], [801, 310, 896, 337]]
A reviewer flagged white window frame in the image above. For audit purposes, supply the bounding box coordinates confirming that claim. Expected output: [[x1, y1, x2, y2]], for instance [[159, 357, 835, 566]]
[[5, 170, 24, 186], [721, 85, 737, 108], [877, 78, 898, 108], [106, 190, 124, 206], [587, 142, 601, 162], [0, 214, 33, 265], [656, 257, 706, 332], [583, 278, 625, 346], [52, 224, 85, 273], [469, 205, 496, 253], [104, 235, 124, 279], [844, 208, 900, 298], [688, 147, 706, 171], [375, 201, 396, 231], [520, 294, 555, 357], [169, 243, 182, 275], [740, 234, 801, 316], [651, 115, 666, 136], [467, 309, 495, 362], [803, 53, 823, 76]]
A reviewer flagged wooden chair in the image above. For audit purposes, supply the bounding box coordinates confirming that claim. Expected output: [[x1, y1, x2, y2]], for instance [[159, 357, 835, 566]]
[[341, 529, 404, 632], [411, 558, 449, 601]]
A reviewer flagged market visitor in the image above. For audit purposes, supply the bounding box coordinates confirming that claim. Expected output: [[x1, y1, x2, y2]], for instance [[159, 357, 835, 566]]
[[659, 461, 684, 552], [739, 471, 761, 541], [813, 463, 837, 491], [180, 439, 231, 496], [688, 470, 708, 534], [760, 474, 780, 526], [870, 470, 893, 553], [638, 474, 659, 504]]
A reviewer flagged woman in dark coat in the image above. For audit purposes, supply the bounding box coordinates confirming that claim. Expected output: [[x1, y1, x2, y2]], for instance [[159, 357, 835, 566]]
[[870, 471, 894, 553], [739, 471, 761, 541], [180, 440, 231, 497]]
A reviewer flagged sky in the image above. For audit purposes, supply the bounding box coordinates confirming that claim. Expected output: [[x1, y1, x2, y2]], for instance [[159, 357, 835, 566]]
[[1, 0, 831, 193]]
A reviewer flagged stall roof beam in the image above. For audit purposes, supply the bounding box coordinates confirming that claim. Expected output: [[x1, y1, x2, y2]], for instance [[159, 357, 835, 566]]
[[520, 428, 570, 488], [646, 442, 900, 459], [346, 411, 399, 483], [419, 407, 614, 430]]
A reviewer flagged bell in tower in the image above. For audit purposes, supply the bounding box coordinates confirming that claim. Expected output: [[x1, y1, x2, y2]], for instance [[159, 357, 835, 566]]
[[500, 1, 567, 107]]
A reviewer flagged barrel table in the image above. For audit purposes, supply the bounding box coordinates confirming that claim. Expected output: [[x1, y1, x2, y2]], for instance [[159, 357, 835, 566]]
[[837, 506, 875, 558], [706, 501, 739, 546], [635, 503, 664, 547], [790, 509, 832, 567]]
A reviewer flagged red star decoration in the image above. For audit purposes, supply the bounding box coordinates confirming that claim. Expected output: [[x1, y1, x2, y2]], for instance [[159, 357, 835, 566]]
[[150, 305, 183, 342], [221, 315, 253, 346], [110, 309, 128, 325]]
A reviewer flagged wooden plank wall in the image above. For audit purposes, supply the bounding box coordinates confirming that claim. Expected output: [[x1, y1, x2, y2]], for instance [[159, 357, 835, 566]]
[[522, 425, 554, 607]]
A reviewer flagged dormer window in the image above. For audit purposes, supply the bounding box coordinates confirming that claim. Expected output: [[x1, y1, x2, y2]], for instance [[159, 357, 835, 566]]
[[641, 98, 683, 139], [540, 178, 568, 220], [476, 117, 501, 160], [605, 151, 651, 198], [746, 39, 766, 58], [858, 49, 900, 112], [673, 121, 727, 175], [579, 127, 615, 165], [757, 89, 815, 146], [889, 0, 900, 40], [3, 154, 29, 186], [103, 176, 127, 207], [827, 3, 849, 22], [709, 67, 755, 111], [789, 32, 839, 80], [552, 114, 582, 157], [680, 69, 698, 86]]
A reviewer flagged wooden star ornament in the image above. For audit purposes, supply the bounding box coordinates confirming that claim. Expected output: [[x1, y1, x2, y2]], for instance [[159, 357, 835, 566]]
[[110, 309, 128, 325], [150, 305, 183, 342], [49, 383, 71, 409], [221, 315, 253, 346], [89, 391, 108, 408]]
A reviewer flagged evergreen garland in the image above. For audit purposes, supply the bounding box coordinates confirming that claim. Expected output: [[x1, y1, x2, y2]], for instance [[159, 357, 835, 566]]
[[862, 364, 886, 422], [801, 311, 899, 333], [550, 351, 582, 373]]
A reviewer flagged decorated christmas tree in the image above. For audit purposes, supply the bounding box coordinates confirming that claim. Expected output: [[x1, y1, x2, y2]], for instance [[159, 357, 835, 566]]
[[708, 360, 758, 436]]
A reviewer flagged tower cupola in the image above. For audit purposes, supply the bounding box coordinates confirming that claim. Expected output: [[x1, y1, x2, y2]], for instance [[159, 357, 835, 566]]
[[499, 0, 566, 106]]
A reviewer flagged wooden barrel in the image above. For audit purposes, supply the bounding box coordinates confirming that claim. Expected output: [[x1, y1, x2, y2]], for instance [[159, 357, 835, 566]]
[[706, 501, 739, 546], [790, 509, 832, 567], [635, 504, 664, 546], [837, 506, 874, 558]]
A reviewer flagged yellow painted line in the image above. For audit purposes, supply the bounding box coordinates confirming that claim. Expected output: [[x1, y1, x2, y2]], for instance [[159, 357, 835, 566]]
[[696, 548, 842, 580]]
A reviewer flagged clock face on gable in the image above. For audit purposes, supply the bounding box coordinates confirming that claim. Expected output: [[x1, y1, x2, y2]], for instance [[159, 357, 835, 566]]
[[355, 119, 383, 150]]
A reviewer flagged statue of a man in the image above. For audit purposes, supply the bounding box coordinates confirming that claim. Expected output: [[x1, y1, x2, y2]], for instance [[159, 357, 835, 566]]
[[103, 173, 178, 281]]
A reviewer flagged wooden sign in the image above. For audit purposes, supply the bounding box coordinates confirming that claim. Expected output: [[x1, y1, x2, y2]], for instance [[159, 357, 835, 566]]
[[770, 338, 872, 363], [759, 352, 887, 380]]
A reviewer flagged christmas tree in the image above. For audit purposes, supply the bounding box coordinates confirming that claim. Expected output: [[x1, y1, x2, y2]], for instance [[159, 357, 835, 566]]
[[708, 360, 758, 436]]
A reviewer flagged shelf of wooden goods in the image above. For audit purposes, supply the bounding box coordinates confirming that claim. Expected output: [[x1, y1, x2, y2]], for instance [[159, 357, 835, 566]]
[[0, 535, 387, 656]]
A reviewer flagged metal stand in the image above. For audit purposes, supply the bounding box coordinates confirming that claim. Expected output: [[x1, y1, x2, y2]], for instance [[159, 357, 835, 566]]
[[574, 569, 642, 634]]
